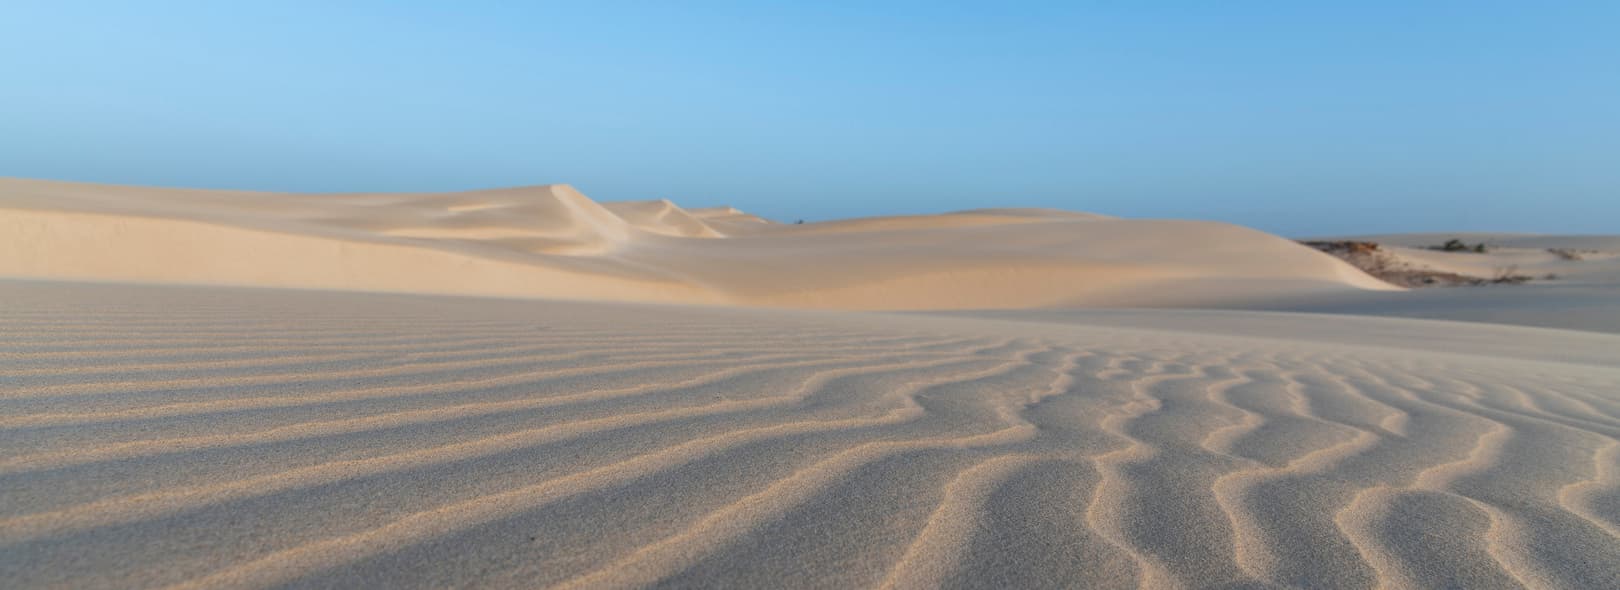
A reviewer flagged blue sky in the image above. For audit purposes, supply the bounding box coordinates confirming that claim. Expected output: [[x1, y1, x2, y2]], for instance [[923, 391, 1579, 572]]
[[3, 1, 1617, 236]]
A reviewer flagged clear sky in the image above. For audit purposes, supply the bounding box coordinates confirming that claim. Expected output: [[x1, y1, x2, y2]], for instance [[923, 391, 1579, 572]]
[[3, 1, 1617, 236]]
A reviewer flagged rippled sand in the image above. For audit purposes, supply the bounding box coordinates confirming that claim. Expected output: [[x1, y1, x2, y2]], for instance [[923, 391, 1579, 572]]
[[4, 280, 1618, 589]]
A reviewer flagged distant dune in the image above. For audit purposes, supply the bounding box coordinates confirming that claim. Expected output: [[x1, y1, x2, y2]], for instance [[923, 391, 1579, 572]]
[[3, 178, 1618, 588]]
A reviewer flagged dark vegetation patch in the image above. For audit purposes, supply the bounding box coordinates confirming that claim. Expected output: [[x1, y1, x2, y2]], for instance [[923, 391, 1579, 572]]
[[1432, 238, 1488, 253], [1547, 248, 1596, 261]]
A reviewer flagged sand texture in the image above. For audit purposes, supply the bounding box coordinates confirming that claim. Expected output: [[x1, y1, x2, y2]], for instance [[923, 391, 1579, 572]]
[[3, 281, 1619, 589]]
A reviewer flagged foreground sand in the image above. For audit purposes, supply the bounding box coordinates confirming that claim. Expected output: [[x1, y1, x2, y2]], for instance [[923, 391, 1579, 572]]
[[3, 280, 1618, 589]]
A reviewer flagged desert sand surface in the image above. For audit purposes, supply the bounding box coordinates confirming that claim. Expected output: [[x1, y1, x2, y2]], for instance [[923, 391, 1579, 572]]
[[4, 179, 1620, 589], [3, 280, 1619, 589]]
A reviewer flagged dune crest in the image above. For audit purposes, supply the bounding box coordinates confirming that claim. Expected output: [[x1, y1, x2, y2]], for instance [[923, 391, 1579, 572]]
[[602, 199, 725, 238]]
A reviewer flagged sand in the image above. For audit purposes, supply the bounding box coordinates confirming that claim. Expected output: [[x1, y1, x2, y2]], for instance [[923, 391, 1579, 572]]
[[0, 178, 1394, 310], [3, 179, 1619, 588], [1251, 233, 1620, 333]]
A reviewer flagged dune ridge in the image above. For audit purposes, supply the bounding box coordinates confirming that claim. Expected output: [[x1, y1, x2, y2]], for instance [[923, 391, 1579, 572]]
[[602, 199, 726, 238], [2, 280, 1617, 589]]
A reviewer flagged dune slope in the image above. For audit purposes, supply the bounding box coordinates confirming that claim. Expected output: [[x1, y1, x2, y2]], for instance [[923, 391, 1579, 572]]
[[1, 280, 1617, 589]]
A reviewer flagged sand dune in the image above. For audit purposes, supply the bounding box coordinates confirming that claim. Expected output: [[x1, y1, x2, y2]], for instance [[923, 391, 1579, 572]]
[[1, 280, 1617, 588], [0, 177, 1395, 310]]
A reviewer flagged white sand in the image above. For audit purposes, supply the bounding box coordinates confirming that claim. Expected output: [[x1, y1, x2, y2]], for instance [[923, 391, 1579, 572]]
[[3, 179, 1619, 588]]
